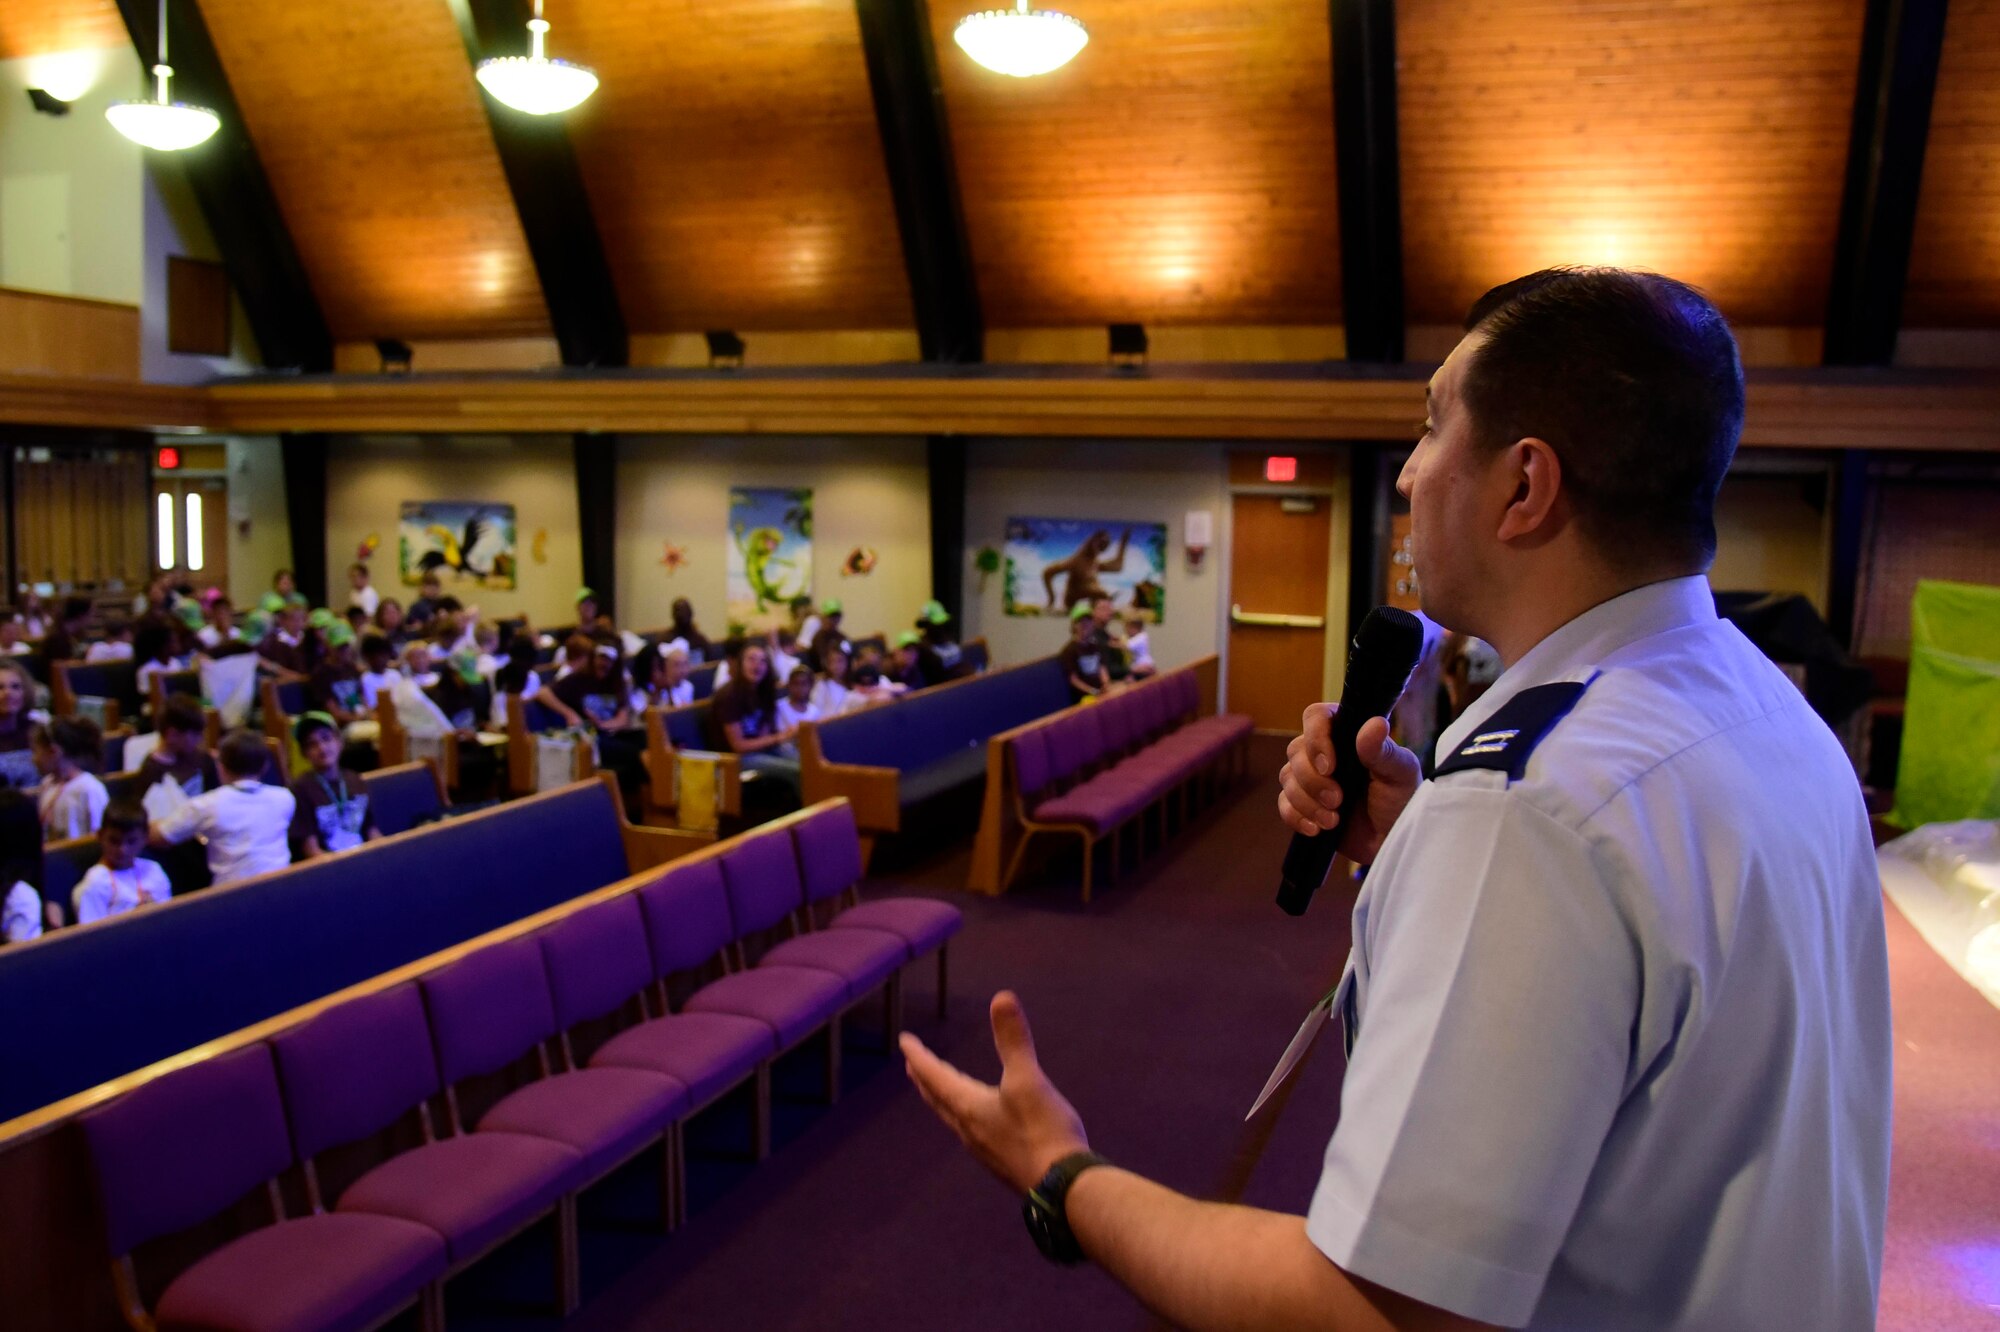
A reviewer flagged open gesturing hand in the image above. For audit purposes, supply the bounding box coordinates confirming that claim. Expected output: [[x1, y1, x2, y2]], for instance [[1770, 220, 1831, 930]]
[[900, 992, 1089, 1194]]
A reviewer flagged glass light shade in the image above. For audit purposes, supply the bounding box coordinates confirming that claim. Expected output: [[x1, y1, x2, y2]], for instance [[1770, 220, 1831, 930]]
[[106, 98, 219, 150], [954, 2, 1087, 78], [475, 56, 598, 114]]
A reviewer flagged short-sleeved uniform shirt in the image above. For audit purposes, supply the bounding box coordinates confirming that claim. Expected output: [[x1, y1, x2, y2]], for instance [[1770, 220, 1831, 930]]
[[1306, 577, 1890, 1330]]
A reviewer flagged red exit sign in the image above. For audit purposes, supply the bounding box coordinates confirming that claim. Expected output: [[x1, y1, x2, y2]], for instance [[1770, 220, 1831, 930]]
[[156, 446, 181, 470], [1264, 455, 1298, 483]]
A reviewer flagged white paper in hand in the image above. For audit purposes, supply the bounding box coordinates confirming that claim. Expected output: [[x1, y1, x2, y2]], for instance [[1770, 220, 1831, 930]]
[[391, 678, 452, 739], [142, 776, 192, 825], [201, 654, 260, 729]]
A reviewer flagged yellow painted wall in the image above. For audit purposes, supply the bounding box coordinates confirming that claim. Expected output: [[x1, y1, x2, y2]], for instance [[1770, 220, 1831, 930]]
[[1711, 471, 1831, 612], [324, 435, 582, 626], [615, 436, 932, 641]]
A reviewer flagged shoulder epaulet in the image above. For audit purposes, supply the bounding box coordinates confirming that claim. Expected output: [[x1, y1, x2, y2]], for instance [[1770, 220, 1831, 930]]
[[1433, 679, 1590, 782]]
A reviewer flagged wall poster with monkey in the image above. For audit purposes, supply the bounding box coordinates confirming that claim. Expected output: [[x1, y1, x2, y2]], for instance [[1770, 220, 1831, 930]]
[[1002, 516, 1168, 620]]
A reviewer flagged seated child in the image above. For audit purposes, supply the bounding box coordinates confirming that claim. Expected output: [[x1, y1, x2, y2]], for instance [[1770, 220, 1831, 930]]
[[309, 622, 369, 727], [85, 619, 136, 662], [1059, 607, 1111, 702], [1122, 615, 1158, 680], [73, 799, 172, 924], [403, 640, 440, 689], [472, 622, 504, 679], [357, 633, 401, 710], [809, 642, 859, 717], [138, 696, 222, 797], [492, 634, 576, 729], [34, 717, 109, 841], [151, 729, 297, 884], [289, 713, 380, 858], [775, 665, 821, 735]]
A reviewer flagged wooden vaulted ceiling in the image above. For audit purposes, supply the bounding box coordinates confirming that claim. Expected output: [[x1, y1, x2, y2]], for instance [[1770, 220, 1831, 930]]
[[930, 0, 1343, 329], [559, 0, 912, 334], [197, 0, 549, 343], [1905, 0, 2000, 327], [1397, 0, 1868, 328], [29, 0, 2000, 352]]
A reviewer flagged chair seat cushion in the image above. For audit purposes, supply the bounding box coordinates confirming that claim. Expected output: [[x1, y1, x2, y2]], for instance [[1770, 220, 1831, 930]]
[[477, 1068, 688, 1180], [1036, 775, 1149, 833], [591, 1012, 773, 1110], [898, 746, 989, 807], [684, 966, 847, 1048], [830, 898, 962, 956], [157, 1212, 445, 1332], [761, 928, 907, 1002], [337, 1132, 579, 1264]]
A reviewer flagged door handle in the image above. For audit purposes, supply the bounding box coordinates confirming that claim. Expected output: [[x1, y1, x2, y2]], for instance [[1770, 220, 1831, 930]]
[[1230, 604, 1325, 629]]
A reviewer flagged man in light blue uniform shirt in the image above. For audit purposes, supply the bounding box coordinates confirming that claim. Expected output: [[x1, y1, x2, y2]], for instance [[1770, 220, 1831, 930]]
[[901, 268, 1891, 1331]]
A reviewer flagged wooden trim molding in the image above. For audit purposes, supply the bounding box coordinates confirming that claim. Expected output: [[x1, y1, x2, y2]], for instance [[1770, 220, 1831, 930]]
[[2, 368, 1998, 452]]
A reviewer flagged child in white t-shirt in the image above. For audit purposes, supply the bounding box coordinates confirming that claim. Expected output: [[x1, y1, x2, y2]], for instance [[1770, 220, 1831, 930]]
[[1123, 615, 1158, 680], [357, 634, 402, 711], [34, 717, 109, 842], [152, 730, 296, 885], [73, 800, 171, 924], [774, 665, 822, 735]]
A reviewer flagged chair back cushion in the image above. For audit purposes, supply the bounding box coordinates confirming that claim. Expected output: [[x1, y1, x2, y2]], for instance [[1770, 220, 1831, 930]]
[[662, 703, 708, 751], [63, 660, 142, 716], [421, 936, 557, 1084], [83, 1044, 292, 1257], [273, 680, 309, 717], [688, 662, 720, 701], [1098, 692, 1136, 754], [814, 657, 1070, 772], [538, 895, 651, 1029], [789, 802, 863, 905], [272, 985, 439, 1159], [1010, 729, 1051, 798], [718, 831, 806, 936], [1043, 713, 1088, 783], [362, 763, 444, 837], [637, 858, 735, 975]]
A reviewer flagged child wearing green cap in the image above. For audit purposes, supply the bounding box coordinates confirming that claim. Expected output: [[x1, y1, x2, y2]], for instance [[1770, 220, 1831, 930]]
[[289, 712, 379, 858], [308, 622, 370, 732]]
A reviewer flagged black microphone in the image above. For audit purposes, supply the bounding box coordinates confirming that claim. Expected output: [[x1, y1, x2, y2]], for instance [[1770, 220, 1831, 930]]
[[1276, 606, 1424, 916]]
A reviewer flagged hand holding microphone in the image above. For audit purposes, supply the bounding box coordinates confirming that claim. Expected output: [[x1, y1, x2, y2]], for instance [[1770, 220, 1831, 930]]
[[1276, 607, 1425, 915]]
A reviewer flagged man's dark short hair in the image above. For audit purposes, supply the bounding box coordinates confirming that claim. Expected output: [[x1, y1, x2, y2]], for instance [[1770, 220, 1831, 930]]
[[1459, 267, 1744, 570]]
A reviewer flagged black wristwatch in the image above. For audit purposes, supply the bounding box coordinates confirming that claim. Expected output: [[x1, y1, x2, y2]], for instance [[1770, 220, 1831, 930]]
[[1022, 1151, 1110, 1265]]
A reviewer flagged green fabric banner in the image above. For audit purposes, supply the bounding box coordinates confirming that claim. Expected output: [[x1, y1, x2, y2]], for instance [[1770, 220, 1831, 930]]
[[1892, 579, 2000, 829]]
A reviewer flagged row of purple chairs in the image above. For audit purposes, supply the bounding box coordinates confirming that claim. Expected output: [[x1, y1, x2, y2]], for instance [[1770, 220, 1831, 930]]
[[81, 801, 960, 1332], [1004, 669, 1252, 900]]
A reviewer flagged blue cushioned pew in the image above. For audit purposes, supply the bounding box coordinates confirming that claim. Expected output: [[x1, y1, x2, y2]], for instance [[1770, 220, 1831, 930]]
[[51, 659, 143, 731], [0, 797, 954, 1332], [797, 654, 1069, 851]]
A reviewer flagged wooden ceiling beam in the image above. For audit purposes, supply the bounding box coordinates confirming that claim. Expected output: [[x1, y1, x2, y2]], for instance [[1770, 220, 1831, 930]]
[[1330, 0, 1405, 362], [854, 0, 983, 363], [1824, 0, 1949, 365], [113, 0, 332, 371], [448, 0, 628, 367]]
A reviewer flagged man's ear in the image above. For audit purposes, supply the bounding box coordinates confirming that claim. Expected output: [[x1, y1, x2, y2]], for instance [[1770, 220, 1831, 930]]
[[1495, 437, 1564, 546]]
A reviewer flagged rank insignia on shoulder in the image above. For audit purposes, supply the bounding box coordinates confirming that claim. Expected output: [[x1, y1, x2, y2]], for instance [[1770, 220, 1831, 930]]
[[1434, 680, 1590, 781]]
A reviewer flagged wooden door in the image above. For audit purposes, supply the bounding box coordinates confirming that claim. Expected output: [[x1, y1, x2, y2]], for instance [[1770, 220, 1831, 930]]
[[152, 477, 229, 596], [1227, 493, 1332, 732]]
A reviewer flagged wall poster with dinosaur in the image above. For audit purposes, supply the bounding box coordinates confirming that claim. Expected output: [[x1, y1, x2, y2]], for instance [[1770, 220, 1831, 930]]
[[727, 487, 812, 631], [1003, 516, 1167, 620], [398, 501, 517, 590]]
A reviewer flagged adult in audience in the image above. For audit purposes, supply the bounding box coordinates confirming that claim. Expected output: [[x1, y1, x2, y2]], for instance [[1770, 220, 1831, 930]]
[[0, 659, 44, 790], [138, 697, 221, 798], [290, 713, 380, 859], [712, 643, 799, 793], [346, 562, 381, 618], [72, 799, 170, 924], [152, 729, 296, 884], [668, 597, 711, 662], [1059, 608, 1110, 702], [34, 717, 109, 841], [904, 267, 1889, 1332]]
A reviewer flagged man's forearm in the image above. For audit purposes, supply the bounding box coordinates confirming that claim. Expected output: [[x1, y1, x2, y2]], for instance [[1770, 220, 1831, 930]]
[[1065, 1168, 1404, 1332]]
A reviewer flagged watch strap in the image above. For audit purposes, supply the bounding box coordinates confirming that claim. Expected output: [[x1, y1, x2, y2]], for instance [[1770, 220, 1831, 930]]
[[1025, 1150, 1110, 1265]]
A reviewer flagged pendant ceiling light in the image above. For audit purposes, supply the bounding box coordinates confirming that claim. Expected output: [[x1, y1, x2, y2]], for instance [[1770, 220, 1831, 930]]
[[105, 0, 220, 151], [476, 0, 598, 116], [955, 0, 1088, 78]]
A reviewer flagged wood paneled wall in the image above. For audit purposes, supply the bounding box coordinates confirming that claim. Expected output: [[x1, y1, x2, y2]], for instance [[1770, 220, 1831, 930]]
[[12, 445, 149, 592], [561, 0, 913, 333], [931, 0, 1342, 328], [0, 0, 124, 60], [197, 0, 550, 342], [0, 290, 138, 381], [1397, 0, 1868, 327], [1905, 0, 2000, 327]]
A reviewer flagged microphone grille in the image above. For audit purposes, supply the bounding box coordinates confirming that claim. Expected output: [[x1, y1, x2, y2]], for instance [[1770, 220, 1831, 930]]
[[1354, 606, 1425, 671]]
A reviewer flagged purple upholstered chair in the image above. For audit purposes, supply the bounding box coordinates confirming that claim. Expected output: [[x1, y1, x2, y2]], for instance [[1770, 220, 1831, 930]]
[[794, 801, 961, 1019], [637, 855, 847, 1129], [421, 937, 690, 1250], [271, 984, 583, 1295], [1043, 712, 1092, 788], [722, 827, 906, 1016], [82, 1042, 448, 1332], [1011, 729, 1053, 810], [1098, 689, 1138, 757], [538, 894, 772, 1213]]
